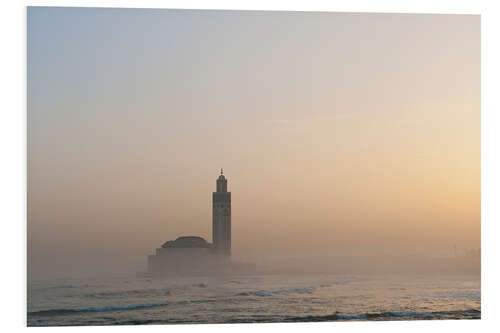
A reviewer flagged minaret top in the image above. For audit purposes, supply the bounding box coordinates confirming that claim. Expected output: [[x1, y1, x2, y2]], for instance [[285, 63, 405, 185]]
[[216, 169, 228, 192]]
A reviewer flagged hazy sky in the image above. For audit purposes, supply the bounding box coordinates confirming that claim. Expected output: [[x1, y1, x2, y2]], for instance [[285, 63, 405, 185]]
[[28, 7, 480, 279]]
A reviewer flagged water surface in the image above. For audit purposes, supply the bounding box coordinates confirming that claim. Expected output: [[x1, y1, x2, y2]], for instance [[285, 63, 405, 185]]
[[28, 273, 480, 326]]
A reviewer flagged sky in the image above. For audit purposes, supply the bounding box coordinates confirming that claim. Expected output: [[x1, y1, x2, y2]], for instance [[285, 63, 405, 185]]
[[27, 7, 480, 279]]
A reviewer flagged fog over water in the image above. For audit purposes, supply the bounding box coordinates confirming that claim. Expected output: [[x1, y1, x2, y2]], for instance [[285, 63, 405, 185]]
[[28, 8, 480, 280]]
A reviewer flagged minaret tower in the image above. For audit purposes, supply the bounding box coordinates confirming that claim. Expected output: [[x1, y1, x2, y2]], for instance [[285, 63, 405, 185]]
[[212, 169, 231, 258]]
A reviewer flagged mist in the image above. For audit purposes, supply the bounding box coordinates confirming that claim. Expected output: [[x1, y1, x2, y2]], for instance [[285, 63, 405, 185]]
[[28, 8, 480, 280]]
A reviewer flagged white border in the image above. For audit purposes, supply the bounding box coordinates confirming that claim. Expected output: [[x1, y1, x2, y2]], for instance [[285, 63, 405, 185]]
[[2, 0, 499, 332]]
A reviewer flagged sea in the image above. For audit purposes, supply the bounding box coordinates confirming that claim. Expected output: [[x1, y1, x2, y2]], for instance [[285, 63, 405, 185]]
[[27, 273, 480, 326]]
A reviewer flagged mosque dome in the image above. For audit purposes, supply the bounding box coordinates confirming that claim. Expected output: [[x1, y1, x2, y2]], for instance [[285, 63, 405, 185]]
[[161, 236, 210, 248]]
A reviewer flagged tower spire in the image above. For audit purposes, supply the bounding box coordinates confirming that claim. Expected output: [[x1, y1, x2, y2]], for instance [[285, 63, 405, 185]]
[[213, 169, 231, 258]]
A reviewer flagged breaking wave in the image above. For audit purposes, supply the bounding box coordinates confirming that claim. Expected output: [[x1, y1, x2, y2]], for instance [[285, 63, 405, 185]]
[[286, 309, 481, 322], [28, 301, 170, 316], [109, 309, 481, 325]]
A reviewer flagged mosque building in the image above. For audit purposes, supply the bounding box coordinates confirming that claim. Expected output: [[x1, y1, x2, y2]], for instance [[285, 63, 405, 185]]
[[144, 170, 254, 276]]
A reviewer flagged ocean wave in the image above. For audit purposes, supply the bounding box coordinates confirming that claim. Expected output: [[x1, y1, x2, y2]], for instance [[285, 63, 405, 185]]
[[85, 288, 171, 298], [252, 290, 272, 297], [319, 281, 349, 288], [274, 287, 316, 295], [237, 287, 316, 297], [33, 283, 104, 291], [419, 292, 480, 300], [28, 301, 169, 316], [338, 314, 368, 319], [286, 309, 481, 322], [37, 284, 81, 290]]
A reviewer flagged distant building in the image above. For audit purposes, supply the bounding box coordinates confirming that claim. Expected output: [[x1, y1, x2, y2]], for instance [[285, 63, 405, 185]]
[[143, 170, 254, 277], [213, 170, 231, 258], [147, 236, 216, 276]]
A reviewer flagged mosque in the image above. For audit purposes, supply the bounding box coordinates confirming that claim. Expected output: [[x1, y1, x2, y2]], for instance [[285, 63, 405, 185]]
[[143, 170, 255, 277]]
